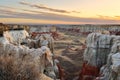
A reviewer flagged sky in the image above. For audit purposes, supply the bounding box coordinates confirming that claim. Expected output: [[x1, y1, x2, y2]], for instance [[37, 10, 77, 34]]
[[0, 0, 120, 24]]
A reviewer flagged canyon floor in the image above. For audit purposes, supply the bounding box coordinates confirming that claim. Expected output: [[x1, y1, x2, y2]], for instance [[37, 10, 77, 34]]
[[54, 31, 86, 80]]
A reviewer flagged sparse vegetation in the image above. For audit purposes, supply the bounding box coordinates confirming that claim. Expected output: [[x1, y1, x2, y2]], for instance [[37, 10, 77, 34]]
[[0, 55, 41, 80]]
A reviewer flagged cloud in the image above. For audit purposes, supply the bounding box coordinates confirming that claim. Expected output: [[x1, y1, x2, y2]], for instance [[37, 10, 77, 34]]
[[0, 6, 120, 24], [115, 16, 120, 18], [97, 15, 120, 20], [0, 8, 120, 24], [114, 16, 120, 20], [19, 1, 80, 14], [0, 5, 41, 15], [72, 11, 81, 13], [97, 15, 113, 19]]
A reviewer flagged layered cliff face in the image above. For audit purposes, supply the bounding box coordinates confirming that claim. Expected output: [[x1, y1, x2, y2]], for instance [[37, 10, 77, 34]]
[[78, 32, 120, 80], [0, 26, 55, 80], [96, 36, 120, 80]]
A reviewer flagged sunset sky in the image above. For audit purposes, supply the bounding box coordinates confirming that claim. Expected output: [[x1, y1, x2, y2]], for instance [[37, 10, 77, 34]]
[[0, 0, 120, 24]]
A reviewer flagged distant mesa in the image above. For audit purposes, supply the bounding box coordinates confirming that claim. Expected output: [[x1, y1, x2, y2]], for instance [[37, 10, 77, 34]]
[[0, 23, 4, 26]]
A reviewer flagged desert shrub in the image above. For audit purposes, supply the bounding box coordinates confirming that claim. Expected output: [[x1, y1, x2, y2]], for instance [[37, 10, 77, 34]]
[[0, 55, 40, 80]]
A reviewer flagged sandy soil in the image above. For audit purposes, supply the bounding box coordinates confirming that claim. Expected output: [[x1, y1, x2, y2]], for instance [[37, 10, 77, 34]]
[[54, 31, 86, 80]]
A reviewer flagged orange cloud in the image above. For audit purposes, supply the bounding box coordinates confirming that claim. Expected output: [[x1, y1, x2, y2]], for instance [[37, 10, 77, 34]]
[[97, 15, 120, 20], [19, 1, 80, 14], [0, 6, 120, 24], [114, 16, 120, 20], [0, 18, 84, 24]]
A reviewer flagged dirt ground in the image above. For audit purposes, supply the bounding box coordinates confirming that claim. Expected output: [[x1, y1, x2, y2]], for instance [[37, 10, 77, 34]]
[[54, 31, 86, 80]]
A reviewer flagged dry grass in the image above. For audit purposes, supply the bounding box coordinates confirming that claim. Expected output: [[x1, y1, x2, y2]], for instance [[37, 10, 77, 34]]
[[0, 55, 41, 80]]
